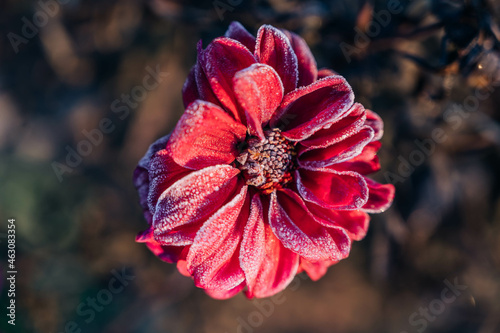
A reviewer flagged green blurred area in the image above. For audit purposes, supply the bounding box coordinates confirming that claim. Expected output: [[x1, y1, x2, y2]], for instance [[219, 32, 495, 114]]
[[1, 0, 500, 332]]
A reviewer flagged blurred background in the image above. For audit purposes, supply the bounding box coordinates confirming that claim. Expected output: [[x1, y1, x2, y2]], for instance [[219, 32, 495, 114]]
[[1, 0, 500, 332]]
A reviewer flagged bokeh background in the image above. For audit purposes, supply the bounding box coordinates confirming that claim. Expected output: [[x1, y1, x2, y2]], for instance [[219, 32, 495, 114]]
[[1, 0, 500, 332]]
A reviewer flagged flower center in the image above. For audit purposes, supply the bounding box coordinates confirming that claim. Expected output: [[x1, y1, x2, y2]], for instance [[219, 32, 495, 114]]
[[236, 128, 296, 194]]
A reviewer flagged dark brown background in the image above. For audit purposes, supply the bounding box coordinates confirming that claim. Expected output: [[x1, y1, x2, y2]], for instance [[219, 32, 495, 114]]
[[1, 0, 499, 332]]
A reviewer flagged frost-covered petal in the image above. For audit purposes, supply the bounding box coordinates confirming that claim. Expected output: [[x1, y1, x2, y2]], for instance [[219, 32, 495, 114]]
[[282, 30, 317, 87], [255, 25, 299, 94], [305, 202, 371, 241], [136, 228, 188, 263], [166, 100, 246, 170], [205, 282, 246, 300], [239, 194, 266, 293], [233, 63, 284, 138], [225, 21, 256, 53], [317, 68, 338, 79], [299, 103, 366, 149], [153, 165, 241, 242], [300, 258, 338, 281], [199, 37, 256, 121], [147, 149, 191, 217], [245, 222, 299, 298], [365, 109, 384, 141], [298, 126, 374, 168], [296, 168, 368, 209], [186, 186, 248, 290], [269, 189, 351, 261], [362, 178, 395, 213], [333, 141, 382, 175], [133, 134, 171, 224], [270, 76, 354, 141]]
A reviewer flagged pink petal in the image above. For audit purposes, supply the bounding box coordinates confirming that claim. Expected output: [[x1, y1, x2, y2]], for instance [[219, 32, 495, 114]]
[[282, 30, 317, 87], [186, 186, 248, 290], [136, 228, 188, 263], [166, 100, 247, 170], [205, 282, 246, 300], [269, 189, 351, 261], [365, 109, 384, 141], [296, 168, 368, 209], [305, 201, 371, 241], [270, 76, 354, 141], [255, 25, 298, 94], [147, 149, 191, 217], [300, 258, 338, 281], [298, 126, 374, 168], [333, 141, 381, 175], [317, 68, 338, 79], [153, 165, 241, 243], [225, 21, 256, 53], [199, 37, 256, 121], [239, 194, 266, 294], [362, 178, 395, 213], [133, 134, 171, 224], [300, 103, 366, 149], [233, 63, 284, 138]]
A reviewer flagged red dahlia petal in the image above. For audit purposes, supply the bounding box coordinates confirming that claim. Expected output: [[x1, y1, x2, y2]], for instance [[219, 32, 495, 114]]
[[166, 100, 246, 170], [270, 76, 354, 141], [298, 126, 374, 168], [153, 165, 241, 243], [269, 189, 351, 261], [186, 186, 248, 290], [136, 228, 188, 263], [282, 30, 318, 87], [240, 194, 266, 295], [317, 68, 338, 79], [300, 258, 338, 281], [255, 25, 299, 94], [147, 149, 191, 217], [245, 222, 299, 298], [225, 21, 256, 53], [296, 168, 368, 209], [305, 201, 370, 241], [300, 103, 366, 149], [199, 37, 256, 121], [333, 141, 382, 175], [362, 178, 395, 213], [233, 63, 284, 138], [365, 109, 384, 141], [205, 282, 246, 300]]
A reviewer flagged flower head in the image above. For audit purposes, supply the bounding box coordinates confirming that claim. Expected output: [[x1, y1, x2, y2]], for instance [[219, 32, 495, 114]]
[[134, 22, 395, 299]]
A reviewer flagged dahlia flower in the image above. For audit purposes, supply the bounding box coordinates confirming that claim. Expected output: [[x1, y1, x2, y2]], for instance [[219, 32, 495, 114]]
[[134, 22, 394, 299]]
